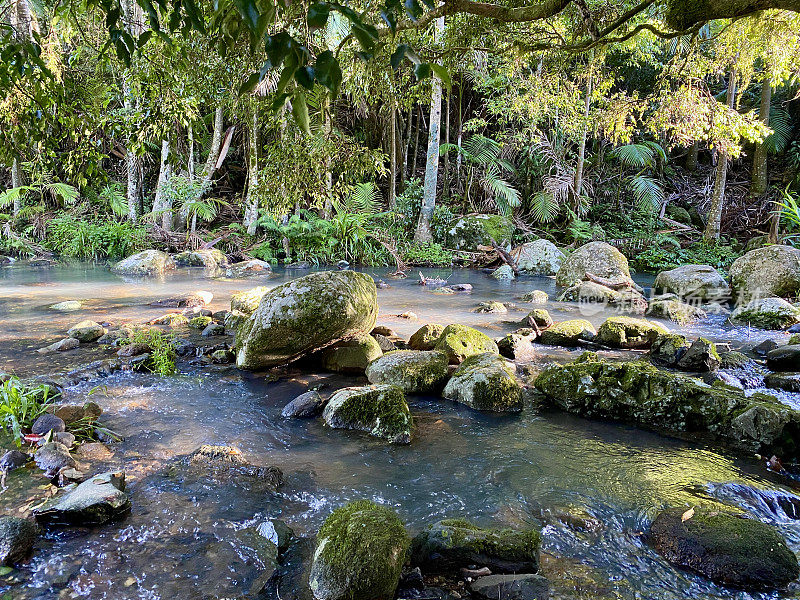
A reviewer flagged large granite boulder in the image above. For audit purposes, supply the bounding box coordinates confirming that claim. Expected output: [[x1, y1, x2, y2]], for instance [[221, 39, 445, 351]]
[[309, 500, 410, 600], [442, 353, 523, 412], [555, 242, 631, 288], [411, 519, 540, 574], [557, 281, 647, 314], [595, 316, 668, 349], [174, 248, 228, 270], [729, 245, 800, 301], [235, 271, 378, 370], [653, 265, 730, 301], [434, 324, 499, 364], [650, 507, 799, 591], [445, 214, 514, 250], [322, 384, 413, 444], [510, 240, 565, 275], [730, 297, 800, 330], [408, 324, 446, 350], [365, 350, 449, 394], [537, 320, 596, 347], [33, 471, 130, 526], [112, 250, 175, 277], [67, 320, 107, 342]]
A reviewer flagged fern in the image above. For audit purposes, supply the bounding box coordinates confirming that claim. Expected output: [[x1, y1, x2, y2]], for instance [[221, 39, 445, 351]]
[[611, 143, 657, 169], [347, 182, 381, 214], [628, 175, 664, 211], [530, 191, 560, 223]]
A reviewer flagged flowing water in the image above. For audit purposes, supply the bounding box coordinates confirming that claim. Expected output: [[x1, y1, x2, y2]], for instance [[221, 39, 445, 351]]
[[1, 261, 799, 600]]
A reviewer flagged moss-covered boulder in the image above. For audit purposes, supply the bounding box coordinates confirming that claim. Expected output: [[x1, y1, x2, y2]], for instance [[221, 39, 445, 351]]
[[534, 353, 800, 458], [473, 301, 508, 314], [411, 519, 540, 574], [510, 239, 565, 275], [653, 265, 730, 301], [322, 384, 412, 444], [650, 333, 689, 366], [174, 248, 228, 270], [557, 281, 647, 314], [236, 271, 378, 370], [408, 323, 445, 350], [665, 204, 692, 225], [730, 245, 800, 301], [730, 297, 800, 330], [765, 372, 800, 393], [497, 332, 536, 360], [67, 320, 107, 342], [442, 353, 523, 412], [33, 471, 130, 526], [491, 265, 516, 280], [518, 290, 549, 304], [365, 350, 449, 394], [596, 316, 668, 349], [434, 324, 499, 364], [445, 214, 514, 251], [189, 315, 213, 329], [649, 507, 799, 591], [230, 286, 270, 315], [647, 298, 707, 325], [151, 313, 190, 327], [676, 338, 721, 372], [309, 500, 410, 600], [322, 334, 383, 374], [112, 250, 176, 277], [538, 319, 596, 347], [521, 308, 553, 329], [766, 345, 800, 371], [226, 259, 273, 277], [555, 241, 631, 288]]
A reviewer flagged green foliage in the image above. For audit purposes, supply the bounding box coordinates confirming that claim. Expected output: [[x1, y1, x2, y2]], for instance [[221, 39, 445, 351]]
[[394, 179, 454, 243], [630, 239, 741, 274], [402, 243, 453, 267], [44, 216, 149, 260], [120, 328, 177, 376], [0, 377, 57, 447]]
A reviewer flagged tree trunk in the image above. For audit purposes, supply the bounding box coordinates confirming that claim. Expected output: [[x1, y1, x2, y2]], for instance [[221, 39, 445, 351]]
[[389, 104, 397, 208], [768, 200, 781, 244], [121, 0, 143, 222], [414, 16, 445, 244], [188, 124, 195, 178], [686, 141, 699, 171], [201, 105, 224, 193], [323, 96, 334, 218], [10, 159, 22, 217], [153, 138, 173, 230], [401, 105, 413, 188], [243, 110, 260, 235], [751, 74, 772, 196], [573, 65, 593, 213], [412, 106, 422, 180], [704, 69, 737, 242], [443, 91, 450, 199]]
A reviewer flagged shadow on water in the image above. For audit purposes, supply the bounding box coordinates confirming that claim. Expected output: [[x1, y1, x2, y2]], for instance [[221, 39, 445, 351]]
[[0, 262, 799, 599]]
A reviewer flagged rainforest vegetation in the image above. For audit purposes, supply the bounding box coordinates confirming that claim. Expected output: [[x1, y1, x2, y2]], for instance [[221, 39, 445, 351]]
[[1, 0, 800, 271]]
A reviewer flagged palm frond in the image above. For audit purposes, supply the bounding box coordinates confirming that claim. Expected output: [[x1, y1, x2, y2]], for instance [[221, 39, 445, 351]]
[[628, 174, 664, 211], [46, 182, 79, 205], [764, 107, 793, 155], [0, 186, 32, 209], [611, 143, 656, 169], [529, 191, 560, 223], [347, 182, 381, 214], [484, 163, 521, 216]]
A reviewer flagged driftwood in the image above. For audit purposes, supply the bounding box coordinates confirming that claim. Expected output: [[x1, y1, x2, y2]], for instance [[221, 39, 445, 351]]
[[418, 272, 448, 286], [584, 271, 634, 290], [491, 240, 519, 275]]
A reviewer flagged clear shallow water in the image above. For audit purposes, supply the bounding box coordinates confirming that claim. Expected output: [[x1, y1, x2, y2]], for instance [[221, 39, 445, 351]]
[[1, 261, 800, 600]]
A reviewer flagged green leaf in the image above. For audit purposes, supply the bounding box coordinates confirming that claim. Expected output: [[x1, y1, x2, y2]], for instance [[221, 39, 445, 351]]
[[414, 63, 431, 80], [239, 71, 261, 95], [295, 65, 315, 89], [233, 0, 260, 33], [390, 44, 406, 70], [292, 89, 310, 134], [381, 8, 397, 33], [315, 50, 342, 96], [430, 63, 451, 87], [308, 3, 330, 29]]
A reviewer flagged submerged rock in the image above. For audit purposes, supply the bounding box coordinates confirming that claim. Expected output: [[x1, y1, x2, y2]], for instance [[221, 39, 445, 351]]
[[511, 239, 565, 276], [112, 250, 175, 277], [534, 353, 800, 458], [653, 265, 730, 301], [33, 471, 130, 526], [67, 320, 106, 342], [409, 323, 446, 351], [49, 300, 82, 312], [282, 391, 326, 418], [557, 281, 647, 314], [309, 500, 410, 600], [236, 271, 378, 370], [730, 297, 800, 330], [442, 353, 523, 412], [365, 350, 449, 394], [434, 324, 499, 364], [38, 337, 80, 354], [470, 574, 550, 600], [322, 384, 413, 444], [729, 245, 800, 301], [322, 334, 383, 374], [595, 316, 668, 349], [647, 298, 707, 325], [555, 241, 631, 288], [649, 507, 799, 591], [518, 290, 549, 304], [492, 265, 516, 280], [412, 519, 540, 574], [538, 320, 596, 347], [230, 286, 270, 315], [0, 516, 37, 565], [150, 290, 213, 308]]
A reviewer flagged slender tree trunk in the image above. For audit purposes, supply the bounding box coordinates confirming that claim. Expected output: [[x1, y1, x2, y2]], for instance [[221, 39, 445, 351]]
[[188, 124, 195, 179], [414, 16, 445, 244], [153, 138, 173, 230], [573, 66, 593, 213], [201, 105, 224, 193], [323, 96, 334, 218], [389, 104, 397, 208], [456, 79, 463, 172], [751, 74, 772, 196], [401, 106, 412, 188], [243, 110, 260, 235], [443, 91, 450, 199], [412, 106, 422, 180], [686, 141, 699, 171], [769, 199, 781, 244], [121, 0, 143, 222], [9, 0, 34, 220], [10, 159, 22, 217], [704, 69, 737, 242]]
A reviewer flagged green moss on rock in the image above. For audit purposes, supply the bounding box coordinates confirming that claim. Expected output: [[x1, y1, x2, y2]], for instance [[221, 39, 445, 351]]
[[409, 323, 446, 350], [537, 319, 596, 347], [309, 500, 410, 600], [521, 309, 553, 329], [445, 214, 514, 251], [189, 316, 213, 329], [730, 297, 800, 330], [230, 286, 270, 315], [322, 384, 413, 444], [596, 316, 668, 349], [322, 334, 383, 374], [434, 324, 499, 364], [442, 353, 523, 412], [365, 350, 449, 393]]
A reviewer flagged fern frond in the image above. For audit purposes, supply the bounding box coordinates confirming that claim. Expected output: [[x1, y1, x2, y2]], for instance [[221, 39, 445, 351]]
[[764, 107, 792, 155], [628, 175, 664, 211], [611, 143, 656, 169], [530, 191, 560, 223]]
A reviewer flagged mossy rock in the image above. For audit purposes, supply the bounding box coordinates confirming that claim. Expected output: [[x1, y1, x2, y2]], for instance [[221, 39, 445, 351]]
[[236, 271, 378, 370], [151, 313, 190, 327], [665, 204, 692, 225], [112, 250, 176, 277], [230, 286, 271, 315], [534, 353, 800, 458], [555, 241, 631, 288], [411, 519, 540, 574], [649, 333, 689, 366], [491, 265, 515, 280], [719, 350, 753, 370], [647, 299, 707, 325], [445, 214, 514, 251], [652, 265, 729, 301], [173, 248, 228, 269], [434, 324, 499, 364], [365, 350, 449, 394], [442, 353, 523, 412], [557, 281, 647, 314], [189, 316, 213, 329], [473, 301, 508, 314], [676, 338, 721, 372], [510, 239, 565, 275], [730, 297, 800, 330], [409, 323, 446, 351], [650, 507, 799, 591], [596, 317, 668, 349], [33, 471, 130, 526], [0, 516, 37, 566], [766, 345, 800, 371], [537, 319, 596, 347], [322, 334, 383, 374], [497, 332, 536, 360], [322, 384, 412, 444], [67, 320, 107, 342], [729, 245, 800, 301], [521, 308, 553, 329], [309, 500, 410, 600], [518, 290, 549, 304]]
